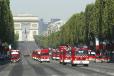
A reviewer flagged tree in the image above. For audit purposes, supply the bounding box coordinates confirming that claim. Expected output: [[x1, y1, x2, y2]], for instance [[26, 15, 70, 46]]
[[35, 0, 114, 50], [0, 0, 14, 48]]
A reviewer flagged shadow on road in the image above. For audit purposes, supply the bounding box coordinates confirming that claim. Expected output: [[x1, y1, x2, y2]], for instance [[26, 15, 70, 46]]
[[0, 59, 10, 65], [8, 62, 23, 76]]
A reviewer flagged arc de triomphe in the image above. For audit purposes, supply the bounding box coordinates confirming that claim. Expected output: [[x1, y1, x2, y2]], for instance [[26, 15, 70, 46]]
[[13, 14, 39, 41]]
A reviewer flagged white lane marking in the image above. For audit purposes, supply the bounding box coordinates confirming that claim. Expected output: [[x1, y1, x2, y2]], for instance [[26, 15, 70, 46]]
[[51, 75, 58, 76]]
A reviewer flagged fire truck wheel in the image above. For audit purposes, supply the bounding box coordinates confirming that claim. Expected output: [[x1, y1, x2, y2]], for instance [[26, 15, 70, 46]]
[[40, 61, 42, 63], [47, 61, 50, 63], [101, 60, 103, 63], [72, 64, 77, 66], [84, 64, 88, 67], [63, 63, 66, 65], [59, 62, 62, 64]]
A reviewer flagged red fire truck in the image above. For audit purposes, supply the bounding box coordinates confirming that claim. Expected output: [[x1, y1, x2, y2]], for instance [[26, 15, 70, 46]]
[[71, 47, 89, 66], [32, 50, 36, 60], [10, 50, 20, 63], [51, 49, 60, 60], [88, 50, 96, 61], [51, 49, 56, 60], [55, 49, 60, 60], [59, 45, 71, 65], [39, 49, 50, 63], [32, 50, 39, 60], [95, 54, 111, 63]]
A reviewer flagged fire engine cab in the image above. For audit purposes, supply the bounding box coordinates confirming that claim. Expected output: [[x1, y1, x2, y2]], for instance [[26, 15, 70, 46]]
[[55, 49, 60, 60], [51, 49, 56, 60], [32, 50, 39, 60], [59, 45, 71, 65], [71, 47, 89, 66], [88, 50, 96, 61], [39, 49, 50, 63], [51, 49, 60, 60], [10, 50, 20, 63]]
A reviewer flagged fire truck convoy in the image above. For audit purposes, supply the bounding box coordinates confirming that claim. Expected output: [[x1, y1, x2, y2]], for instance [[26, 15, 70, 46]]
[[32, 49, 50, 63], [31, 45, 111, 66], [10, 50, 20, 63]]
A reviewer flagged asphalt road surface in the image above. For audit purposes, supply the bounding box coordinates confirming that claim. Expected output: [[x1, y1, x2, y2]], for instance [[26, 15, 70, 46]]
[[0, 41, 114, 76]]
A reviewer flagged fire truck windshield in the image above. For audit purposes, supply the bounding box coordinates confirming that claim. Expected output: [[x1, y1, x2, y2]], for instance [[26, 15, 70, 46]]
[[56, 52, 60, 55], [89, 52, 96, 56], [66, 51, 71, 55], [75, 50, 88, 55], [41, 53, 49, 56]]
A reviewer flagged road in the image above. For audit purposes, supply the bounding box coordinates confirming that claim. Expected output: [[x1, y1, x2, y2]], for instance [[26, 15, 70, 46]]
[[0, 41, 114, 76]]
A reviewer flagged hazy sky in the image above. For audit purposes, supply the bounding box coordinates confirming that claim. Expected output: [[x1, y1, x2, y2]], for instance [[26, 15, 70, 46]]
[[11, 0, 95, 21]]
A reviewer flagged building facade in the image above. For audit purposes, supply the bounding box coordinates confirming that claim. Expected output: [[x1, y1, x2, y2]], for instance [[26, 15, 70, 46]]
[[13, 14, 39, 41], [47, 20, 64, 36]]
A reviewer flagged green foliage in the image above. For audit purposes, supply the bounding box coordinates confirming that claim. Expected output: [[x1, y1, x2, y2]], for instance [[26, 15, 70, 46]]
[[0, 0, 15, 48], [34, 35, 48, 48], [34, 0, 114, 49]]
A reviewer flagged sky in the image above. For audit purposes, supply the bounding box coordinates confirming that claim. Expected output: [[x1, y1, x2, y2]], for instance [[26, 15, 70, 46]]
[[10, 0, 95, 21]]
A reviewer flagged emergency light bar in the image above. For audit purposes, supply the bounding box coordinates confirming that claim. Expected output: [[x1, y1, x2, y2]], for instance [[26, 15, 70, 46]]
[[11, 52, 19, 54]]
